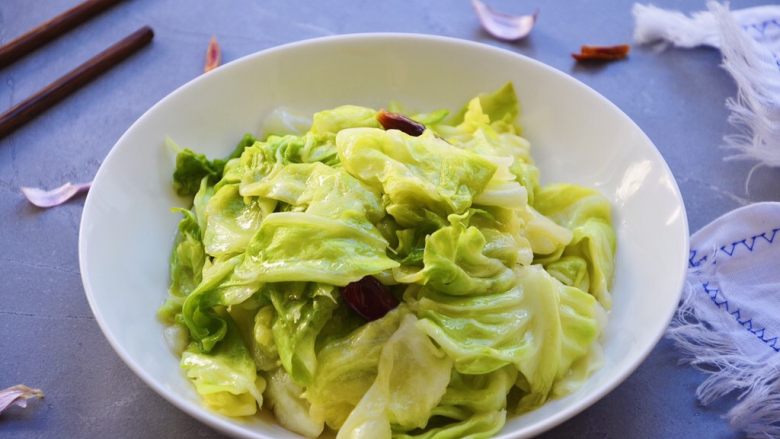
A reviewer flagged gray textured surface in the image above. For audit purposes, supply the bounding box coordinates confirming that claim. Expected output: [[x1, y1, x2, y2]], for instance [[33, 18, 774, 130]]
[[1, 0, 775, 437]]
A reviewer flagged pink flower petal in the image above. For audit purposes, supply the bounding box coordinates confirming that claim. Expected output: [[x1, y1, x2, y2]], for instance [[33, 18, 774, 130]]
[[0, 385, 44, 414], [204, 36, 221, 73], [472, 0, 538, 42], [21, 181, 91, 208]]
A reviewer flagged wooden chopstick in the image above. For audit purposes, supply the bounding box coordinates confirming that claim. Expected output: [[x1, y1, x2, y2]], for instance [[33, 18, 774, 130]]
[[0, 0, 124, 69], [0, 26, 154, 139]]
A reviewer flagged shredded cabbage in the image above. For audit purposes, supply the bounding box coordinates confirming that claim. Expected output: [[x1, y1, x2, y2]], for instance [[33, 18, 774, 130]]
[[160, 83, 616, 438]]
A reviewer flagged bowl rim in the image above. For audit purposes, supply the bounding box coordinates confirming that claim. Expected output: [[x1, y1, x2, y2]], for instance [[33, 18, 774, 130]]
[[79, 32, 689, 439]]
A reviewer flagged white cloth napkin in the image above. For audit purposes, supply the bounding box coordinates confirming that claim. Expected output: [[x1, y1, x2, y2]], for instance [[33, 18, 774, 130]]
[[633, 4, 780, 435], [668, 202, 780, 437], [634, 2, 780, 176]]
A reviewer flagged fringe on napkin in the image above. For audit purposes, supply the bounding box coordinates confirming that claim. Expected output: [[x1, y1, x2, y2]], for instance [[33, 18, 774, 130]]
[[667, 255, 780, 438], [634, 2, 780, 187], [634, 3, 721, 47]]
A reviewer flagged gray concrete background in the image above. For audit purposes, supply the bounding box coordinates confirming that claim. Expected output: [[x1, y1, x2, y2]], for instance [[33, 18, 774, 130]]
[[1, 0, 775, 437]]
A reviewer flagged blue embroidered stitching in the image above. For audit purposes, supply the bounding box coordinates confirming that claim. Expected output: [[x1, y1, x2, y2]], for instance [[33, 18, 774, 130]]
[[720, 229, 780, 256], [740, 18, 780, 71], [689, 226, 780, 353], [700, 281, 780, 352], [689, 228, 780, 266], [742, 18, 780, 38], [689, 250, 707, 268]]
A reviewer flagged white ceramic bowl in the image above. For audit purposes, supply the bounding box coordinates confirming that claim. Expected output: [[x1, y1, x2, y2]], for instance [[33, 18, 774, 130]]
[[79, 34, 688, 438]]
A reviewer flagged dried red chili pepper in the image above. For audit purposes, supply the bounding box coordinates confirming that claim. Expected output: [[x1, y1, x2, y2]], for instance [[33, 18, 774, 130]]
[[377, 110, 426, 137], [342, 276, 400, 321], [572, 44, 630, 62]]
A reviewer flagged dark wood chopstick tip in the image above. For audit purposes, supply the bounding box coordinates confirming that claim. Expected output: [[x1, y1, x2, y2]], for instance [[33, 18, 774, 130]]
[[0, 25, 156, 139], [138, 25, 155, 41], [0, 0, 126, 69]]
